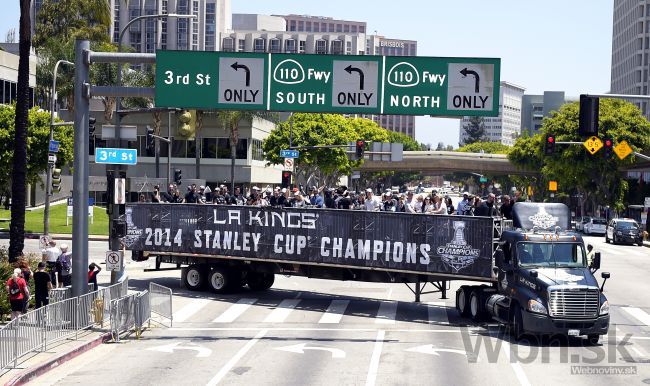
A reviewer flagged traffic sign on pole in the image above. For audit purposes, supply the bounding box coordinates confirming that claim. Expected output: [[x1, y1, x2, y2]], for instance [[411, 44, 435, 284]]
[[283, 158, 294, 171], [49, 140, 60, 153], [280, 149, 300, 158], [106, 251, 123, 271], [94, 148, 138, 165], [614, 140, 632, 160], [583, 136, 603, 155]]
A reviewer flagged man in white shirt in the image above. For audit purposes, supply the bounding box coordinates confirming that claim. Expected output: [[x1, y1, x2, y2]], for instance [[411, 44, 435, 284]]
[[431, 195, 447, 214], [405, 191, 417, 213], [457, 192, 470, 215], [364, 189, 381, 211], [42, 240, 61, 287]]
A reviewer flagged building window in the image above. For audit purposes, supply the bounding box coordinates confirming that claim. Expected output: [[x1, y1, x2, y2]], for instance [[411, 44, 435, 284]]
[[344, 25, 349, 33], [289, 20, 296, 31], [331, 40, 343, 55], [222, 37, 234, 51], [336, 24, 342, 32], [346, 41, 352, 55], [252, 139, 264, 161], [298, 21, 304, 31], [305, 21, 311, 32], [351, 25, 357, 33], [238, 39, 245, 51], [315, 39, 327, 54], [202, 138, 217, 158], [172, 139, 188, 158], [285, 39, 296, 53], [299, 40, 306, 53], [313, 23, 319, 32], [254, 38, 265, 52], [269, 38, 281, 53], [215, 138, 248, 159]]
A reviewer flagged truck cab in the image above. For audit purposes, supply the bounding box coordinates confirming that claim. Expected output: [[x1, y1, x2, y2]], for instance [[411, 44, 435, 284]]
[[456, 202, 610, 344]]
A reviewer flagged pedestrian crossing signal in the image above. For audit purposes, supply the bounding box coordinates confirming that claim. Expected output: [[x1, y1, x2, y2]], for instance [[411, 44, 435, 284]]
[[281, 171, 292, 189], [356, 140, 365, 160]]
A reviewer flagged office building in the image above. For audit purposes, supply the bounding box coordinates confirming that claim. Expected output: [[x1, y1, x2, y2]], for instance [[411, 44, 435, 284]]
[[0, 44, 36, 107], [610, 0, 650, 118], [521, 91, 567, 135], [459, 81, 525, 146]]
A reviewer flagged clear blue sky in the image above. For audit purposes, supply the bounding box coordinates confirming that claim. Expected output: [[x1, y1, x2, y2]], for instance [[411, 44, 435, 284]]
[[0, 0, 614, 147]]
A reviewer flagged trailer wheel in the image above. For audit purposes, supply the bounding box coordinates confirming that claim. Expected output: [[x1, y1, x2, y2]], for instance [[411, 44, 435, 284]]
[[183, 265, 206, 291], [456, 287, 470, 317], [208, 267, 231, 294], [586, 334, 600, 345], [247, 272, 275, 291], [469, 290, 483, 322]]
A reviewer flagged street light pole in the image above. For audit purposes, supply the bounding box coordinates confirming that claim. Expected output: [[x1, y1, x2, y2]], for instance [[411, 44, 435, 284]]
[[44, 59, 74, 236], [110, 13, 195, 284]]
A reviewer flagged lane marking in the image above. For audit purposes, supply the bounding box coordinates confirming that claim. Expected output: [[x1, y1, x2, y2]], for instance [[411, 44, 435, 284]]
[[386, 288, 393, 300], [319, 300, 350, 324], [622, 307, 650, 326], [173, 299, 211, 323], [366, 330, 385, 386], [205, 329, 268, 386], [263, 299, 301, 323], [170, 327, 469, 333], [375, 301, 398, 324], [428, 301, 448, 324], [212, 298, 258, 323], [501, 341, 531, 386]]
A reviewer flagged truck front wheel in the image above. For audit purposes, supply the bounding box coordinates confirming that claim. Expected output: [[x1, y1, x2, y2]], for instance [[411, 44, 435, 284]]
[[587, 334, 600, 345], [510, 304, 525, 341], [247, 272, 275, 291], [208, 267, 232, 294]]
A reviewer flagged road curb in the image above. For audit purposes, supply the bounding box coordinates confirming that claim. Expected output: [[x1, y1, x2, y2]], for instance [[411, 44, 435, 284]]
[[4, 332, 112, 386]]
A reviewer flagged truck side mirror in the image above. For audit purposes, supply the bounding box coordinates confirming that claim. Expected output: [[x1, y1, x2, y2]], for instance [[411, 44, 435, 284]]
[[600, 271, 610, 292], [590, 252, 601, 273]]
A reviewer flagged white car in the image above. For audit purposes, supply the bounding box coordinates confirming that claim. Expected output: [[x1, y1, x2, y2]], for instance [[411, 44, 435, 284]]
[[583, 218, 607, 235], [576, 216, 591, 232]]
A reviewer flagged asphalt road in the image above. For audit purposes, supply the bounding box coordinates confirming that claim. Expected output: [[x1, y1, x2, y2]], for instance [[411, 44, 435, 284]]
[[7, 235, 650, 385]]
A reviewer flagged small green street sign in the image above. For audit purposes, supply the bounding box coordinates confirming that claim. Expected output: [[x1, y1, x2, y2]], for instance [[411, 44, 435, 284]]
[[155, 51, 500, 117]]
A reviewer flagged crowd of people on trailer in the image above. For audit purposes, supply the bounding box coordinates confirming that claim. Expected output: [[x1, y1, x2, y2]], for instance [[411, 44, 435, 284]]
[[144, 182, 521, 220]]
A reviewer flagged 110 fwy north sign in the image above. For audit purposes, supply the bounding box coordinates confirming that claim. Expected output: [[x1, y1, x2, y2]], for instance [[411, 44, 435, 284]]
[[156, 51, 500, 117]]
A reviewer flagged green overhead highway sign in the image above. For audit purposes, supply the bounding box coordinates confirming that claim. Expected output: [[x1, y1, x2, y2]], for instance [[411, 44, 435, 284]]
[[155, 51, 500, 117]]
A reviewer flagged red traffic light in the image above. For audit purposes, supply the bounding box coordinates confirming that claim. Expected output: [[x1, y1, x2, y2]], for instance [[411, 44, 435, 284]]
[[604, 139, 612, 147], [356, 140, 365, 146], [547, 136, 555, 143], [283, 172, 290, 177]]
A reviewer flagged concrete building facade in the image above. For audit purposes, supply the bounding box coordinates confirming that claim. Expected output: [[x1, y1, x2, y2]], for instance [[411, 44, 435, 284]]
[[459, 81, 525, 146], [521, 91, 567, 135]]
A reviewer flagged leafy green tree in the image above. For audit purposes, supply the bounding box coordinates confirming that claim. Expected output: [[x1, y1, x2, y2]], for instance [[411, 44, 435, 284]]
[[457, 141, 511, 154], [33, 0, 111, 48], [461, 116, 486, 145]]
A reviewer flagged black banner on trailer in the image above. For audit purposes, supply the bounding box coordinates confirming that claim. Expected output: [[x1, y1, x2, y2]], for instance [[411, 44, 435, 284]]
[[123, 204, 496, 279]]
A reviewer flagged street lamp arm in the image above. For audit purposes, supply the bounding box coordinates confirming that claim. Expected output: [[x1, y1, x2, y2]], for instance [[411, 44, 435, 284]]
[[118, 13, 197, 48]]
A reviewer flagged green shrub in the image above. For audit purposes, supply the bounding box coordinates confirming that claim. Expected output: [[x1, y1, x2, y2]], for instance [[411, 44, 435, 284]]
[[0, 246, 41, 322]]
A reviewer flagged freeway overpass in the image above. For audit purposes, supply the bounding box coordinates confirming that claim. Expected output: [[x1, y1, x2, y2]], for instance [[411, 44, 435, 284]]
[[358, 150, 536, 175]]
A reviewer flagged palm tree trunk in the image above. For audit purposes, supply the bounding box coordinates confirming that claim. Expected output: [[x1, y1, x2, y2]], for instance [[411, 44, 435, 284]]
[[9, 0, 31, 262]]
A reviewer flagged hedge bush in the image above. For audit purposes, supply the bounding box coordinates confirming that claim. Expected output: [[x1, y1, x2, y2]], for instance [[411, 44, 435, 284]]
[[0, 246, 40, 322]]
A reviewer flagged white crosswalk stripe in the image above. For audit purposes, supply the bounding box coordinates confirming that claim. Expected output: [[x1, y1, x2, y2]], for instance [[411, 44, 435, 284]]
[[173, 299, 211, 323], [318, 300, 350, 324], [622, 307, 650, 326], [375, 301, 398, 324], [263, 299, 301, 323], [212, 298, 258, 323]]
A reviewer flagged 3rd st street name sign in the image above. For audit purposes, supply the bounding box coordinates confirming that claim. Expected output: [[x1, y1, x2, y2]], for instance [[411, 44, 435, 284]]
[[156, 51, 500, 117]]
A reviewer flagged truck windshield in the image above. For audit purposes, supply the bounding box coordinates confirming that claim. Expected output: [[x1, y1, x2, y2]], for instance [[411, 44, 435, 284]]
[[516, 242, 586, 268]]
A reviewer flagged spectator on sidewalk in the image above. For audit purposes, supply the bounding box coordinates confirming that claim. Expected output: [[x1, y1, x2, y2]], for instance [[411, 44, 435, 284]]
[[6, 268, 29, 320], [42, 240, 61, 287], [57, 243, 72, 287], [34, 262, 53, 309], [88, 263, 102, 291]]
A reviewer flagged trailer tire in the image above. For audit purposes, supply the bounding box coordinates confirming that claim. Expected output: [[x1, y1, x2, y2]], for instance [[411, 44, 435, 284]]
[[183, 265, 207, 291], [247, 272, 275, 291], [208, 267, 232, 294], [469, 290, 484, 322], [456, 287, 470, 317]]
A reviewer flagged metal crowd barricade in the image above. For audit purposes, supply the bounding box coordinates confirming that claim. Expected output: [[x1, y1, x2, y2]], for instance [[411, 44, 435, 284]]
[[149, 282, 173, 327], [0, 279, 129, 372], [49, 287, 71, 303], [134, 290, 151, 338], [110, 294, 137, 342]]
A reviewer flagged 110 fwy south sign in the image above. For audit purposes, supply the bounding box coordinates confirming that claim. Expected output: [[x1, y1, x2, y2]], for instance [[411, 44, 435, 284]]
[[155, 51, 500, 117]]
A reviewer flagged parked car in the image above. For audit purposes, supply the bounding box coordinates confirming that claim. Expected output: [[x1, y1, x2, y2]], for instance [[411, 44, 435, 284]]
[[576, 216, 591, 232], [584, 217, 607, 235], [605, 218, 644, 246]]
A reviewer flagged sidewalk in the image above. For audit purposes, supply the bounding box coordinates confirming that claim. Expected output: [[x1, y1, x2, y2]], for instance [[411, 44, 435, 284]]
[[0, 232, 108, 241], [0, 330, 111, 386]]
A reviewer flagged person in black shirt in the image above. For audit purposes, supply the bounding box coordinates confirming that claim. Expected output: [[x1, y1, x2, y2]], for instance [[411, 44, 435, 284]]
[[33, 262, 52, 309], [185, 184, 201, 203], [499, 195, 513, 219], [324, 189, 336, 209], [159, 184, 175, 202], [230, 187, 245, 205], [337, 191, 352, 209], [172, 188, 184, 203]]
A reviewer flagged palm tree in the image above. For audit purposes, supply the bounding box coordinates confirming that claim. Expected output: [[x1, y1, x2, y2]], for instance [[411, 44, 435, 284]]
[[217, 111, 276, 193], [9, 0, 32, 262]]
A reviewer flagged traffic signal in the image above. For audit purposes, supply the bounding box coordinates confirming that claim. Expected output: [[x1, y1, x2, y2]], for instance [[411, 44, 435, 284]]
[[544, 135, 555, 155], [51, 168, 62, 193], [177, 110, 196, 139], [603, 138, 614, 159], [146, 126, 155, 156], [281, 171, 292, 188], [355, 140, 365, 160], [579, 95, 599, 137], [174, 169, 182, 186], [89, 117, 96, 136]]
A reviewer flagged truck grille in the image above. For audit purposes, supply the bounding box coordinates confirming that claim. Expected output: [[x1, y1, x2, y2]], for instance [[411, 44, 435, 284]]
[[548, 288, 599, 318]]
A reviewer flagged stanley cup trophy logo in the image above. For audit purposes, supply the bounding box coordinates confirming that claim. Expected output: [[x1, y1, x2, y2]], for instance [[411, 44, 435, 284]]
[[438, 221, 481, 273], [452, 221, 466, 245]]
